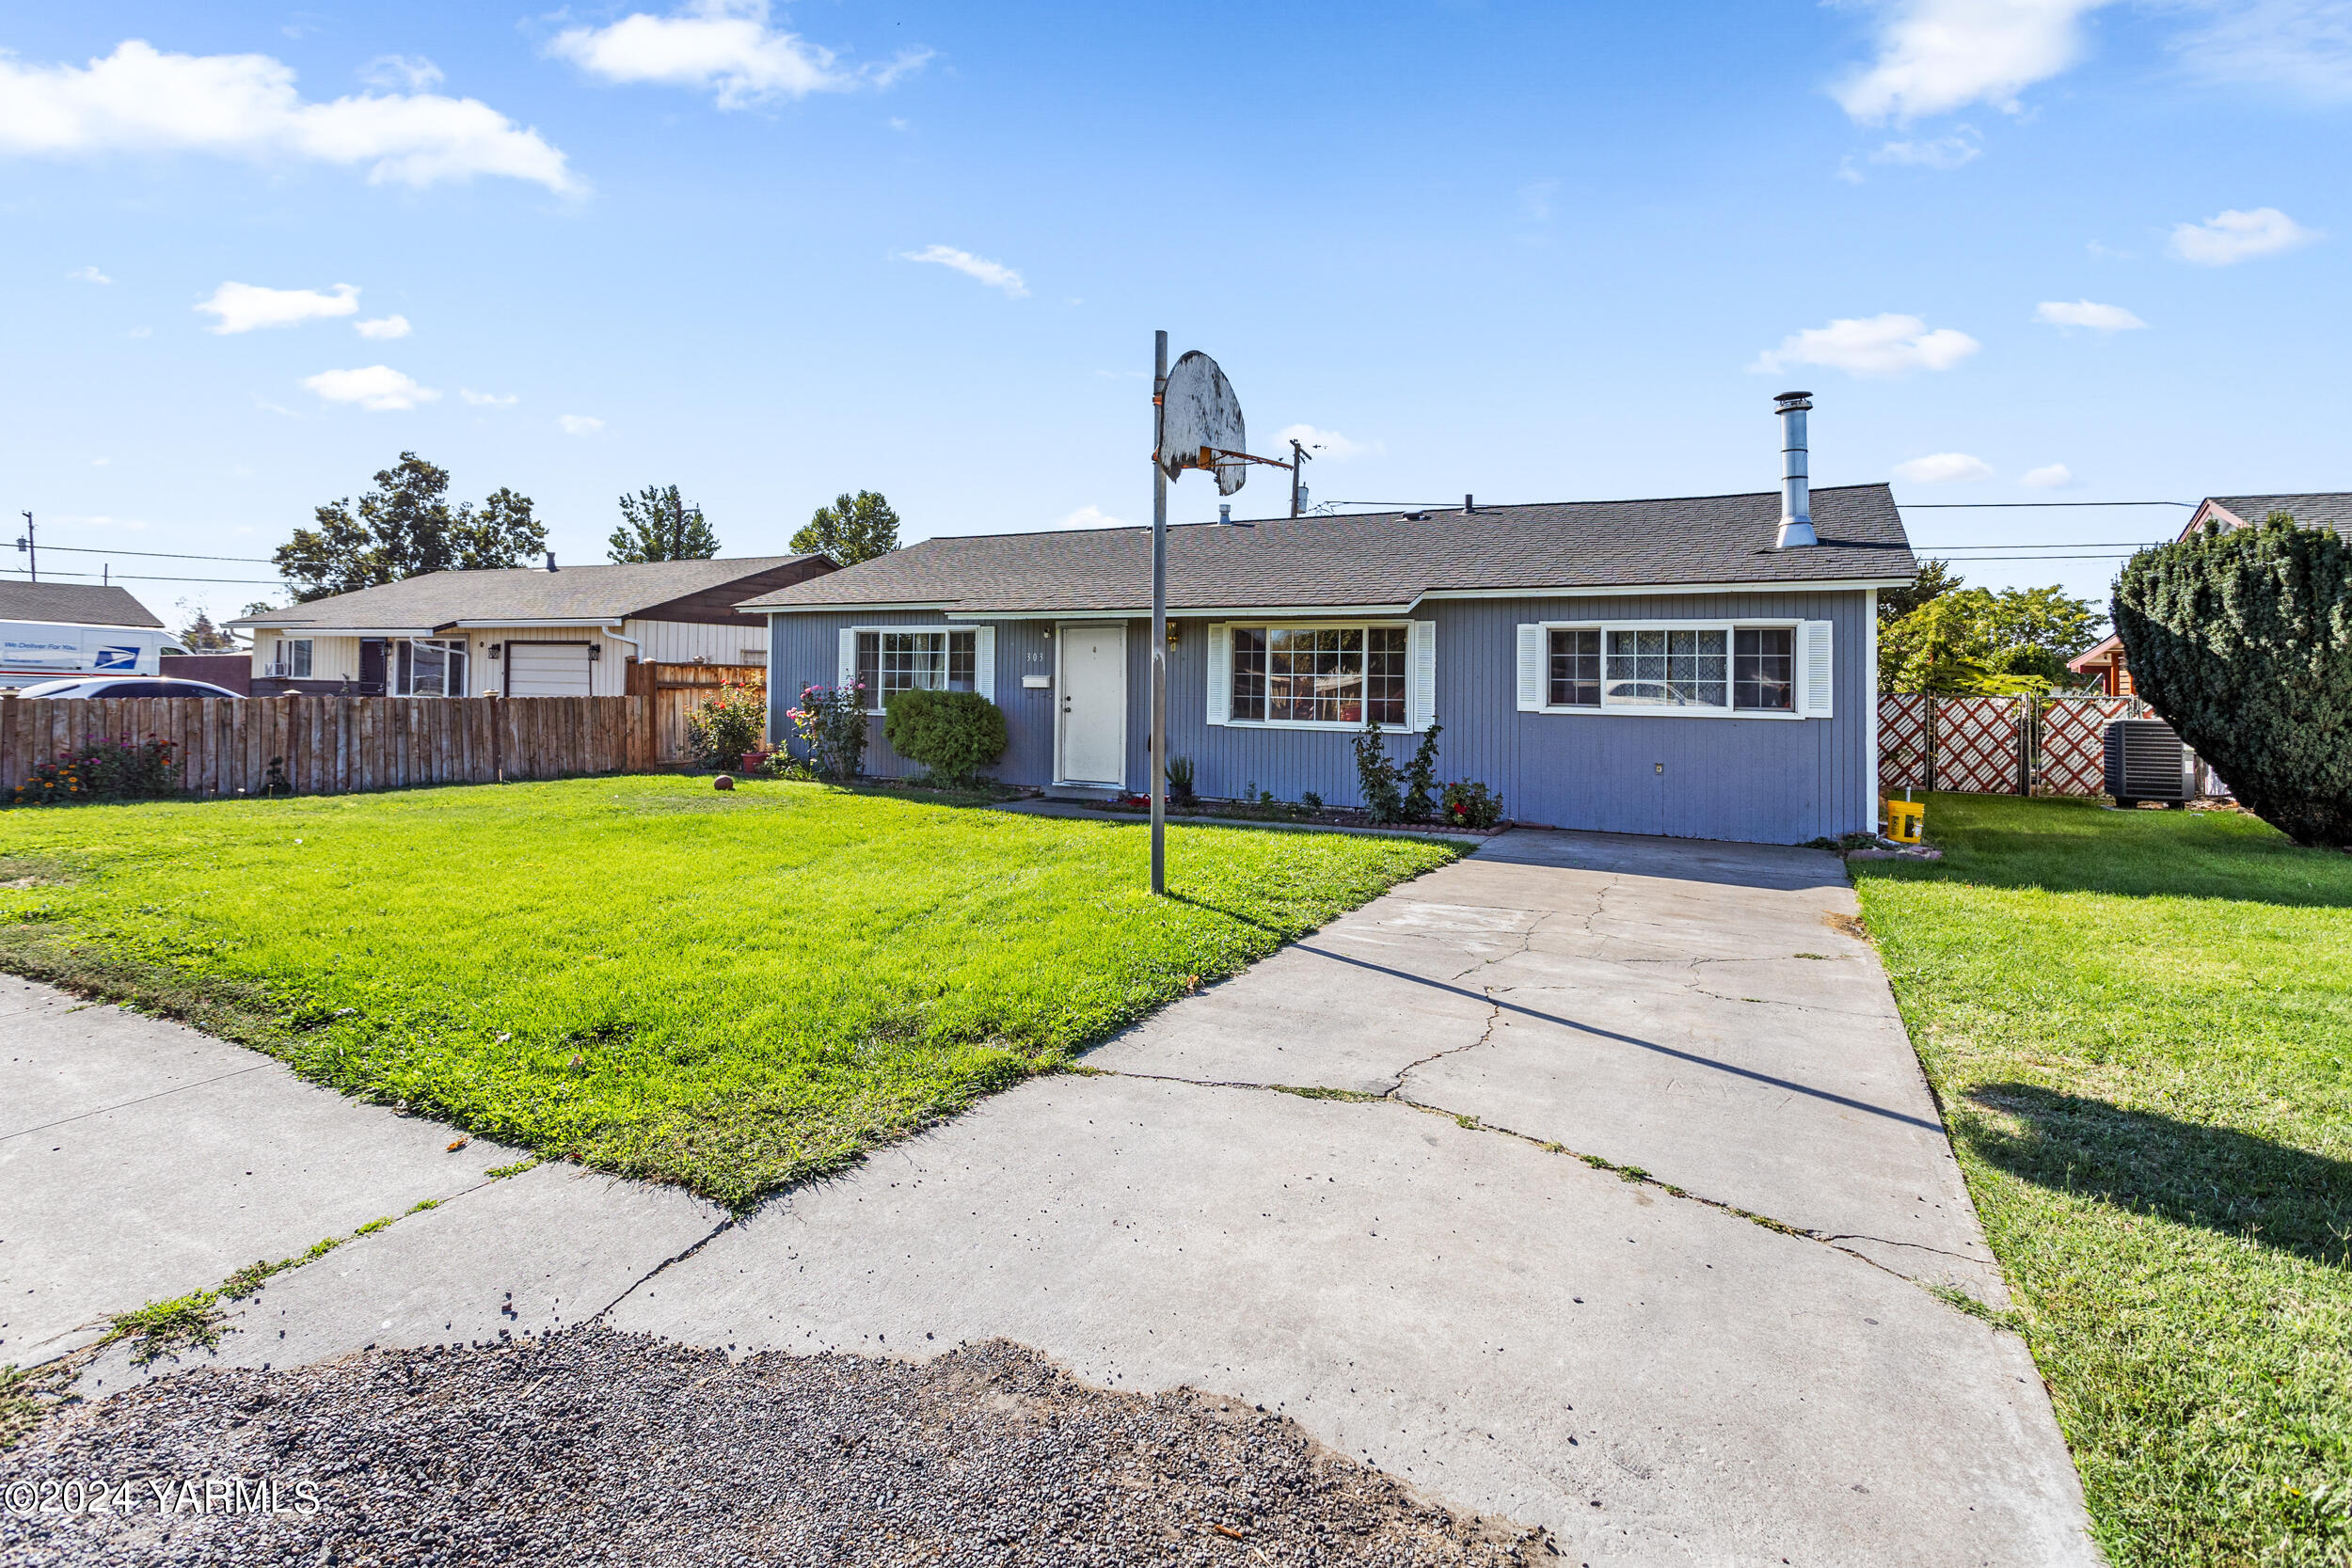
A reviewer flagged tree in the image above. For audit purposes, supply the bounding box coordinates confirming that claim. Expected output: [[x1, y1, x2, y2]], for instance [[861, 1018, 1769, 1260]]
[[2115, 514, 2352, 847], [275, 452, 546, 601], [1878, 584, 2106, 694], [609, 484, 719, 562], [789, 490, 900, 565], [174, 605, 240, 651], [1879, 558, 1963, 624]]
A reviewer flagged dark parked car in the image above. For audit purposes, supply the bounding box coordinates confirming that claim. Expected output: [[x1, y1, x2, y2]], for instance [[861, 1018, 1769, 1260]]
[[13, 676, 245, 699]]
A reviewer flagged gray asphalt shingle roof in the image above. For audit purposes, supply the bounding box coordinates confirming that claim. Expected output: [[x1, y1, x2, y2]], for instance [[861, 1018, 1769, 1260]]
[[737, 483, 1915, 614], [0, 581, 165, 628], [2204, 494, 2352, 536], [230, 556, 824, 629]]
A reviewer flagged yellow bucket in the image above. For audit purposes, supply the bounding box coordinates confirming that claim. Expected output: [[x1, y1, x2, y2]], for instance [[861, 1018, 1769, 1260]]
[[1884, 800, 1924, 845]]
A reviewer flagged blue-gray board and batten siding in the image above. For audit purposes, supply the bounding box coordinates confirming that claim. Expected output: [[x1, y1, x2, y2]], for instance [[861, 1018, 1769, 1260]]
[[766, 588, 1876, 845]]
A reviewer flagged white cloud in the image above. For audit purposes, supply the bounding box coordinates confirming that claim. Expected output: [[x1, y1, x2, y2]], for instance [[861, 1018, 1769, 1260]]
[[1870, 128, 1983, 167], [197, 280, 358, 333], [1750, 313, 1981, 377], [460, 388, 517, 406], [125, 325, 151, 339], [548, 0, 924, 107], [898, 244, 1027, 297], [2170, 0, 2352, 101], [1274, 423, 1382, 462], [1057, 505, 1126, 530], [359, 55, 443, 92], [0, 40, 577, 192], [355, 313, 410, 340], [2169, 206, 2318, 264], [1835, 0, 2113, 122], [557, 414, 604, 436], [1518, 178, 1560, 221], [69, 264, 112, 284], [1894, 452, 1995, 483], [2023, 462, 2080, 488], [2034, 298, 2147, 330], [301, 365, 437, 411]]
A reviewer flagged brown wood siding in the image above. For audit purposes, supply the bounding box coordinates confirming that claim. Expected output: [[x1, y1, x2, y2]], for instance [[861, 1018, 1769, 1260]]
[[632, 557, 837, 626]]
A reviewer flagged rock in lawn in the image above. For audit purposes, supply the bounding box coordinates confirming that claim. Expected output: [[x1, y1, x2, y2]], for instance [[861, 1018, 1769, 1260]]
[[713, 774, 734, 791]]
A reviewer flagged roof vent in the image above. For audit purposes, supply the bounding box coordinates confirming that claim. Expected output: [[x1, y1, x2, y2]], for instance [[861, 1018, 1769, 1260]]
[[1774, 391, 1817, 548], [1218, 503, 1232, 525], [545, 550, 559, 572]]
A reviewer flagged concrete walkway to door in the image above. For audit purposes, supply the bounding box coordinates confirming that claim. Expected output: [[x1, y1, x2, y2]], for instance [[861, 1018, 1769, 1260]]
[[611, 828, 2101, 1566]]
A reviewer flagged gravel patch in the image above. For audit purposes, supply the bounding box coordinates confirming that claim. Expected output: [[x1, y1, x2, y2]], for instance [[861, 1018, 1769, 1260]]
[[4, 1327, 1557, 1565]]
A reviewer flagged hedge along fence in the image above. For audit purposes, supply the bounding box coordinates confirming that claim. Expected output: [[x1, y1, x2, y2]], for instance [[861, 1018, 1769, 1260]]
[[0, 694, 654, 801]]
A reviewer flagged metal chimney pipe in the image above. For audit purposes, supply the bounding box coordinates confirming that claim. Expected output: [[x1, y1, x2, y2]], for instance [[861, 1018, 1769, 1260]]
[[1774, 391, 1817, 548], [545, 550, 558, 571], [1218, 503, 1231, 525]]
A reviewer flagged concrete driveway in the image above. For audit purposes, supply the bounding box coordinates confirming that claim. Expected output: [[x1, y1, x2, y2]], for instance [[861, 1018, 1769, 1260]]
[[12, 830, 2099, 1565]]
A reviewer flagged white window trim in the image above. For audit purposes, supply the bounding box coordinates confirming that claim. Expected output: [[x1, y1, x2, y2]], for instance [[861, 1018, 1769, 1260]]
[[1216, 618, 1422, 732], [1527, 620, 1810, 721], [842, 625, 994, 716], [396, 636, 470, 698]]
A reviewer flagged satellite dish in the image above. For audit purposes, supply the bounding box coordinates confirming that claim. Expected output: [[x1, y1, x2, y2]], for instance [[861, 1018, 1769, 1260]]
[[1157, 350, 1248, 495]]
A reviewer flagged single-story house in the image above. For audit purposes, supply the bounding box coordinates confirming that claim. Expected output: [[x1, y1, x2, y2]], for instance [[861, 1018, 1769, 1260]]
[[0, 582, 177, 689], [229, 553, 834, 698], [740, 413, 1917, 844]]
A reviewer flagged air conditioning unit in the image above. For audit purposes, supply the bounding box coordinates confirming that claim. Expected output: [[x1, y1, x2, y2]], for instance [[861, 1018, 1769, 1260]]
[[2104, 719, 2198, 806], [263, 662, 295, 679]]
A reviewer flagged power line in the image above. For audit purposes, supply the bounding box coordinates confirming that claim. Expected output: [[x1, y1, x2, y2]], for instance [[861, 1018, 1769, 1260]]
[[24, 542, 278, 563], [0, 565, 282, 586], [1899, 500, 2192, 508], [1918, 542, 2164, 549]]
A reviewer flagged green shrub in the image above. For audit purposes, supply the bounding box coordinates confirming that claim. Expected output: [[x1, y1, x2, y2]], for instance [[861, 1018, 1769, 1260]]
[[1166, 754, 1195, 803], [1351, 721, 1404, 823], [681, 680, 766, 768], [8, 737, 183, 806], [882, 689, 1007, 785], [1440, 779, 1503, 830], [1401, 721, 1442, 820], [2114, 515, 2352, 846]]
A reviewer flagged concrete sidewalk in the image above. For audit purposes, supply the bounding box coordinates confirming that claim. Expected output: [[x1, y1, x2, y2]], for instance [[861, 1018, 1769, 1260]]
[[6, 831, 2100, 1564]]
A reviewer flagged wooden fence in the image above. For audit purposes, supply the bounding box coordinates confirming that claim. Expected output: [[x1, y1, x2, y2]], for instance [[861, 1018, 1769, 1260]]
[[628, 662, 766, 764], [0, 694, 653, 800]]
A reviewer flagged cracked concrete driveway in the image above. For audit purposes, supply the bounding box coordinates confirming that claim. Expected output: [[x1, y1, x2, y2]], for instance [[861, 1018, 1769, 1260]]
[[5, 830, 2099, 1566]]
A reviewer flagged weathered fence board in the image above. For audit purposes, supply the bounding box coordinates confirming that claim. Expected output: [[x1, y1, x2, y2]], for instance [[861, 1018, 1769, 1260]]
[[628, 662, 767, 764], [0, 694, 650, 800]]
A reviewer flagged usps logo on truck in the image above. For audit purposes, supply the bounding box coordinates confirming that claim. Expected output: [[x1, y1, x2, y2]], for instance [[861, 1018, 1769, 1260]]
[[93, 645, 141, 672]]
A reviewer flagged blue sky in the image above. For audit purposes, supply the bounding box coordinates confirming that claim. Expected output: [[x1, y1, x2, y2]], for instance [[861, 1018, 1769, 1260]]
[[3, 1, 2345, 629]]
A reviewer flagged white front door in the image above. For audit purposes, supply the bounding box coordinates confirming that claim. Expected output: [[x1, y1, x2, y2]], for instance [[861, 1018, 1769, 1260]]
[[1056, 622, 1126, 786]]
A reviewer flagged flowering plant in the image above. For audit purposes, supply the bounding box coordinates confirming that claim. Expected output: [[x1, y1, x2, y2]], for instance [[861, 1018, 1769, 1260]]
[[786, 682, 869, 779], [9, 736, 183, 806], [681, 679, 768, 768], [1440, 779, 1503, 830]]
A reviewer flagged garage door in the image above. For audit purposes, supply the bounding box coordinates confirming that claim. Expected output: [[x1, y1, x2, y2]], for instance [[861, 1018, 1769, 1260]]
[[505, 642, 593, 696]]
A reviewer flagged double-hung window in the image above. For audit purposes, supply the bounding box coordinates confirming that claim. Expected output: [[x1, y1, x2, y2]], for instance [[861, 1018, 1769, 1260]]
[[1227, 624, 1406, 727], [1541, 625, 1794, 715], [855, 629, 977, 713], [396, 637, 468, 697], [272, 638, 313, 680]]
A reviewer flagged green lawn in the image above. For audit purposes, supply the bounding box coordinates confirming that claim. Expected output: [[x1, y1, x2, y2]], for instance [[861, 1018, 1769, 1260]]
[[0, 776, 1454, 1207], [1851, 795, 2352, 1568]]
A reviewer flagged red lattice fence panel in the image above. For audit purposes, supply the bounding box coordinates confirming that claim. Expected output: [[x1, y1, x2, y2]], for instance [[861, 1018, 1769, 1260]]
[[2037, 696, 2148, 797], [1935, 695, 2026, 795], [1879, 694, 1931, 790]]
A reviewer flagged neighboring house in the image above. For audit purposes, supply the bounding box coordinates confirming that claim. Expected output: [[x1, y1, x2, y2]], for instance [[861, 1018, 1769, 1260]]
[[229, 554, 834, 698], [741, 404, 1917, 844], [2072, 493, 2351, 697], [0, 581, 179, 689], [2068, 633, 2133, 696], [2178, 492, 2351, 540]]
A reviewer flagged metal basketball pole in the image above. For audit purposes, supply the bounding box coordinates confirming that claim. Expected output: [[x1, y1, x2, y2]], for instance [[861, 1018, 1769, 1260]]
[[1150, 329, 1168, 896]]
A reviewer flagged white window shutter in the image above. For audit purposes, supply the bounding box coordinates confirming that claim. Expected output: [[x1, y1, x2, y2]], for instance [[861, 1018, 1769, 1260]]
[[1407, 620, 1438, 729], [837, 627, 857, 689], [1205, 624, 1230, 726], [973, 626, 996, 701], [1515, 624, 1544, 711], [1799, 620, 1835, 718]]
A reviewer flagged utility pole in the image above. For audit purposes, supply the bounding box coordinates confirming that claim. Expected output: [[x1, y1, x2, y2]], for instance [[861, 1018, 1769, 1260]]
[[16, 513, 33, 582], [1289, 438, 1311, 518], [1150, 331, 1169, 896]]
